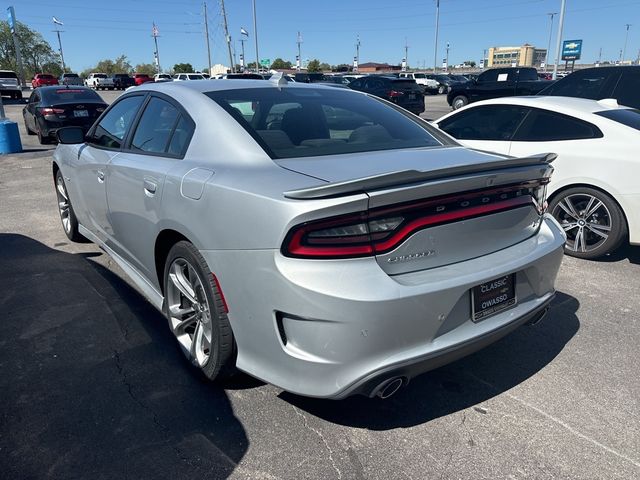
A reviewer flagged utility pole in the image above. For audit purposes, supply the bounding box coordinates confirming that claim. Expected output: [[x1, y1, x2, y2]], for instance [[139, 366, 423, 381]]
[[152, 23, 161, 73], [296, 31, 303, 71], [552, 0, 566, 80], [445, 42, 450, 71], [220, 0, 234, 73], [404, 37, 409, 70], [252, 0, 259, 72], [545, 12, 557, 72], [239, 38, 246, 71], [6, 7, 25, 87], [52, 21, 66, 71], [622, 24, 632, 63], [598, 47, 602, 64], [433, 0, 440, 72], [482, 48, 487, 68], [203, 2, 212, 75]]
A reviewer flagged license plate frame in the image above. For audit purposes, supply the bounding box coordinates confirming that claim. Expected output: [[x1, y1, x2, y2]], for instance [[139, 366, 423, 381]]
[[74, 109, 89, 118], [471, 273, 517, 322]]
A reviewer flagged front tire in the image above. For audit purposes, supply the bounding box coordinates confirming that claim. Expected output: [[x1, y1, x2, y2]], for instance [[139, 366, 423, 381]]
[[549, 187, 627, 259], [163, 241, 235, 381], [55, 170, 85, 242]]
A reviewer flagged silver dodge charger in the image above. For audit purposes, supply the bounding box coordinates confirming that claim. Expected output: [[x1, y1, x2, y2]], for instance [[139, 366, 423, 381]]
[[52, 77, 566, 399]]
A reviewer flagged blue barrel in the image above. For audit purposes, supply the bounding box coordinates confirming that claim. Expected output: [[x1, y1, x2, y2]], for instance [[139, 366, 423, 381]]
[[0, 119, 23, 154]]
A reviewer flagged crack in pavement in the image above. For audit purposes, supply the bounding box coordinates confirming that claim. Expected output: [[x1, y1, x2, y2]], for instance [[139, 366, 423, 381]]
[[291, 405, 342, 479]]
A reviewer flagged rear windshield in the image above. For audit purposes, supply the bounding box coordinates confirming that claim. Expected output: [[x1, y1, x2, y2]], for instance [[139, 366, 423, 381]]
[[413, 73, 426, 78], [595, 108, 640, 131], [39, 74, 55, 79], [187, 74, 205, 80], [157, 74, 171, 78], [114, 74, 130, 78], [94, 74, 107, 78], [43, 89, 103, 103], [0, 71, 18, 79], [205, 87, 442, 159], [63, 73, 79, 78]]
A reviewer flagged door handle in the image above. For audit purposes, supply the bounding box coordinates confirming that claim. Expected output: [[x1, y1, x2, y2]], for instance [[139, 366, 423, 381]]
[[144, 179, 157, 194], [97, 170, 105, 183]]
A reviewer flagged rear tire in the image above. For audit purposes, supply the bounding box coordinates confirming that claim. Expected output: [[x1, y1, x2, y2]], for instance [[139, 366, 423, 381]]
[[452, 95, 469, 110], [549, 187, 627, 259], [55, 169, 85, 242], [37, 127, 50, 145], [163, 241, 236, 381], [24, 121, 36, 135]]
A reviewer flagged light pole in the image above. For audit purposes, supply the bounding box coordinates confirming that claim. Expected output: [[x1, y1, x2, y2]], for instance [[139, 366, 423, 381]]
[[252, 0, 259, 72], [545, 12, 558, 72], [433, 0, 440, 72], [445, 42, 450, 71], [354, 35, 360, 72], [152, 23, 161, 73], [622, 24, 632, 63], [296, 31, 303, 71], [552, 0, 566, 80]]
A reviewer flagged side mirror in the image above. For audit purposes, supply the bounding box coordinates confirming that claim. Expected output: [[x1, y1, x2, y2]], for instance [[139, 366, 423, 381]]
[[57, 126, 85, 144]]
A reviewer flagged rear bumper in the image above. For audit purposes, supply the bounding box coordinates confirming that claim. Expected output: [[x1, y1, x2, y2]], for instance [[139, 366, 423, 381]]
[[200, 214, 565, 399]]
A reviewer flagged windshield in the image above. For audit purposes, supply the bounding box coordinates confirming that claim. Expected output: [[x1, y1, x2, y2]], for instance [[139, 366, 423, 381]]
[[595, 108, 640, 131], [205, 87, 441, 159], [64, 74, 79, 78]]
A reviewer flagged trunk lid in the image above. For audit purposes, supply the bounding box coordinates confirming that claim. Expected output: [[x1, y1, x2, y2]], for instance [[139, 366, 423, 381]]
[[282, 148, 554, 275]]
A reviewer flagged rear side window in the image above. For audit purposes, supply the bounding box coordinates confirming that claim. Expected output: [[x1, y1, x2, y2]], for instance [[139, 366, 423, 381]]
[[438, 105, 528, 141], [612, 71, 640, 109], [131, 97, 181, 154], [513, 109, 603, 141], [90, 95, 145, 149], [167, 116, 193, 155], [595, 108, 640, 131], [517, 69, 538, 81]]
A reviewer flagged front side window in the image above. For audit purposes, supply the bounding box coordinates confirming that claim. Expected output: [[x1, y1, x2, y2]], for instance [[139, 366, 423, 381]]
[[513, 108, 603, 141], [438, 105, 528, 141], [612, 70, 640, 109], [206, 87, 443, 159], [90, 95, 145, 149], [130, 97, 181, 154]]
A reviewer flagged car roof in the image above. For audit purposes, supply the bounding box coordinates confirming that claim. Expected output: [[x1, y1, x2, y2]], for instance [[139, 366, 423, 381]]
[[132, 79, 356, 94]]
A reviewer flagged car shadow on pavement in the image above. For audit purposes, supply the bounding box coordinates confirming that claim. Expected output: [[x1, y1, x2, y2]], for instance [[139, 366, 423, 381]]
[[280, 291, 580, 429], [0, 234, 248, 479], [593, 244, 640, 265]]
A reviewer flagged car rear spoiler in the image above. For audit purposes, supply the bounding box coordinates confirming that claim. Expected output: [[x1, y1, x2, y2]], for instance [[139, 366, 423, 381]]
[[284, 153, 556, 200]]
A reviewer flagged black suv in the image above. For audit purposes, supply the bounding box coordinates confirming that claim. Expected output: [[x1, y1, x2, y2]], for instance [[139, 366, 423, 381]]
[[348, 75, 425, 115], [539, 66, 640, 109]]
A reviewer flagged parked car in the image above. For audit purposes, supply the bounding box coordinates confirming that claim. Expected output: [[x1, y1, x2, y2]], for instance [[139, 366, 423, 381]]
[[425, 74, 465, 94], [435, 96, 640, 258], [32, 74, 59, 88], [220, 73, 264, 80], [173, 73, 206, 81], [447, 67, 552, 110], [154, 73, 173, 83], [322, 75, 352, 85], [22, 86, 107, 144], [293, 72, 327, 83], [399, 72, 440, 94], [59, 73, 83, 86], [51, 80, 564, 399], [133, 73, 154, 86], [0, 70, 22, 99], [85, 73, 108, 89], [100, 73, 136, 90], [538, 72, 553, 81], [539, 66, 640, 110], [348, 75, 425, 115]]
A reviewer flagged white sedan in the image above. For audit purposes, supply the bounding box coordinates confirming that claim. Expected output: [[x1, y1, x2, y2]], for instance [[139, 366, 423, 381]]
[[435, 96, 640, 259]]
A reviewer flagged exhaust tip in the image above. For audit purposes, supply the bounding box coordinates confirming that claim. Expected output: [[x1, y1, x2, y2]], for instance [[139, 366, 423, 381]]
[[526, 306, 549, 326], [375, 377, 404, 399]]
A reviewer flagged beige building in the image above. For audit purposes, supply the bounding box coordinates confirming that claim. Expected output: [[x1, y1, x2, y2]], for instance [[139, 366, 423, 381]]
[[487, 44, 547, 68]]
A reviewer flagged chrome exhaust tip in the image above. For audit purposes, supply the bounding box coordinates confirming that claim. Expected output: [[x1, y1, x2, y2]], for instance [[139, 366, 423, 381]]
[[526, 306, 549, 326], [374, 377, 404, 399]]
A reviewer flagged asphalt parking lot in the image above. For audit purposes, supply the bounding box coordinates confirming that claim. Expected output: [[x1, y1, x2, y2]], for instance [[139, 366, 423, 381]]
[[1, 89, 639, 479]]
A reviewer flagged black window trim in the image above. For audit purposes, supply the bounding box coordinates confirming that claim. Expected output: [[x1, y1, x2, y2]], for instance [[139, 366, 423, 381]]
[[512, 106, 603, 142], [122, 91, 196, 159], [86, 92, 148, 152]]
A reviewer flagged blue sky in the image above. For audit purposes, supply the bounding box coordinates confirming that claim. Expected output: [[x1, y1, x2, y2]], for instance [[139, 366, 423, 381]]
[[9, 0, 640, 72]]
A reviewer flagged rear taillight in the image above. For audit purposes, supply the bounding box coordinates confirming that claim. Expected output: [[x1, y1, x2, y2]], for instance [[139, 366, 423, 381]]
[[283, 180, 548, 259], [387, 90, 405, 98], [40, 107, 65, 115]]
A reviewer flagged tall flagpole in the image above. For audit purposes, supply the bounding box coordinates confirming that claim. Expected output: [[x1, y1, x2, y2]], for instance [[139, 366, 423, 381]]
[[252, 0, 259, 72]]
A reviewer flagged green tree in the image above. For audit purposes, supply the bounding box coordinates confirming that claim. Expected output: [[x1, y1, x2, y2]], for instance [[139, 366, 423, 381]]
[[306, 59, 321, 72], [319, 62, 331, 71], [465, 60, 477, 67], [270, 57, 292, 69], [0, 20, 61, 82], [332, 64, 351, 72], [173, 62, 194, 73], [134, 63, 157, 75]]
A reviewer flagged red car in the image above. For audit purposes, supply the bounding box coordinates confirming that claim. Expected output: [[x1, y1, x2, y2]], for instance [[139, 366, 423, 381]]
[[32, 74, 59, 88], [133, 73, 154, 86]]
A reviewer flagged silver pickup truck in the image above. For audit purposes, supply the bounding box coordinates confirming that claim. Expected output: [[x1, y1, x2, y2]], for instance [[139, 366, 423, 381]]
[[0, 70, 22, 99]]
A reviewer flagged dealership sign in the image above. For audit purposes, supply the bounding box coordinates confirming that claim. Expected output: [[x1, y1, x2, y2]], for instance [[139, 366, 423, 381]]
[[562, 40, 583, 61]]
